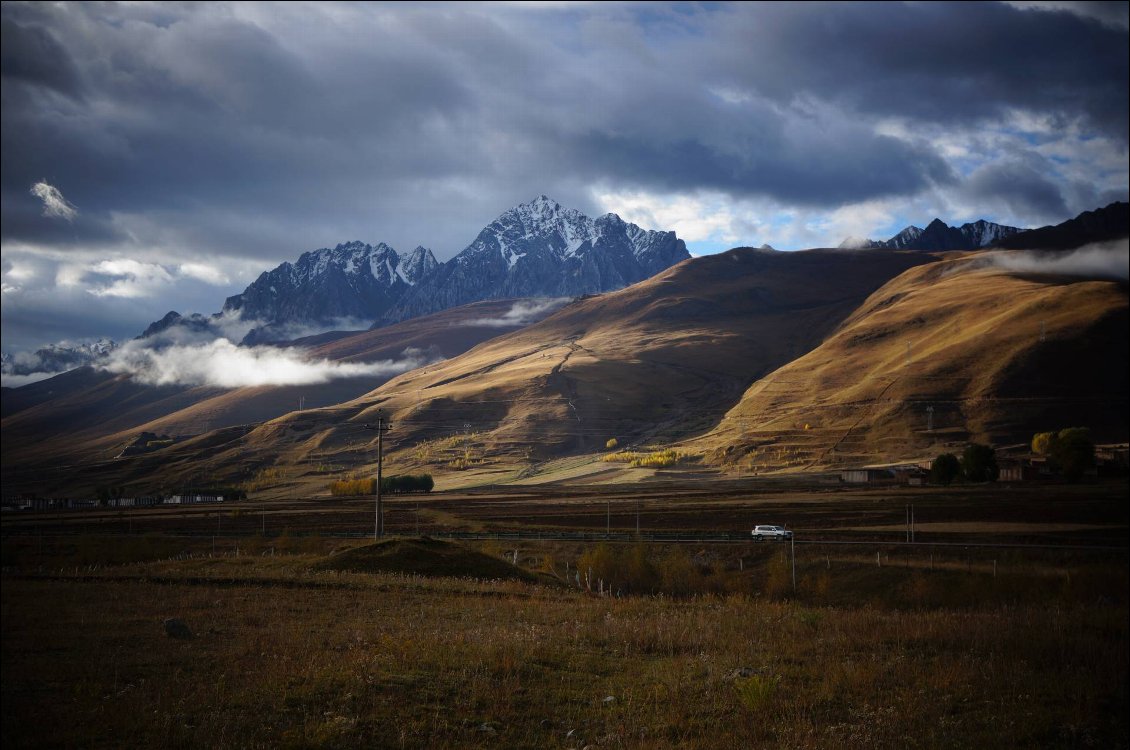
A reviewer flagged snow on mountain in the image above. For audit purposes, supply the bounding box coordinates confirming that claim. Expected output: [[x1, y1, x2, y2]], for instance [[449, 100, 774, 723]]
[[1, 338, 117, 379], [219, 241, 440, 342], [385, 196, 689, 323], [843, 218, 1023, 251], [139, 196, 687, 344]]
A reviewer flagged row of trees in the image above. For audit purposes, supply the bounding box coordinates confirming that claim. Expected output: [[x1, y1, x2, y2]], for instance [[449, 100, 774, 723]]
[[929, 427, 1096, 485], [380, 474, 435, 494], [329, 474, 435, 496], [1032, 427, 1096, 481], [929, 444, 998, 485]]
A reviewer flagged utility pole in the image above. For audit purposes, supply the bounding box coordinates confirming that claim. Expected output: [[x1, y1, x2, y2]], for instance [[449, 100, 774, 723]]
[[791, 534, 797, 594], [365, 415, 393, 540]]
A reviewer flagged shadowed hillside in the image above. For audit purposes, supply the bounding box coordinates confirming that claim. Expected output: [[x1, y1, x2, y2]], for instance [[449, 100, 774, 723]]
[[0, 298, 563, 494], [33, 248, 934, 496], [693, 251, 1128, 471], [5, 244, 1125, 496]]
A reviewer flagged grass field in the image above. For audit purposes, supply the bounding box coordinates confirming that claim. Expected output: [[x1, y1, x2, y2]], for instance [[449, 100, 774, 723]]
[[2, 481, 1127, 748]]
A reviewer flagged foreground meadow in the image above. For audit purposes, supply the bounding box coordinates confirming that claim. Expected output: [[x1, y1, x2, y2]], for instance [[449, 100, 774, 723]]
[[2, 536, 1127, 749]]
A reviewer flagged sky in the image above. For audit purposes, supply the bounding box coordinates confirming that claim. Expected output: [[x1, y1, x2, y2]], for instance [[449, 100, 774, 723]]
[[2, 0, 1128, 358]]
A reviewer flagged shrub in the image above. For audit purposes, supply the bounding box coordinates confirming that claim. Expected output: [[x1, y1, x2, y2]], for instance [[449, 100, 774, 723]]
[[605, 438, 619, 450], [734, 674, 779, 714]]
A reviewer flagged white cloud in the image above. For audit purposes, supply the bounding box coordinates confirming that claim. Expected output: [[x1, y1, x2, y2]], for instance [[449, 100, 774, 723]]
[[100, 338, 442, 387], [1004, 1, 1129, 29], [593, 188, 765, 246], [465, 298, 571, 327], [87, 259, 175, 298], [0, 371, 56, 388], [984, 239, 1129, 280], [178, 262, 231, 285], [29, 181, 77, 222]]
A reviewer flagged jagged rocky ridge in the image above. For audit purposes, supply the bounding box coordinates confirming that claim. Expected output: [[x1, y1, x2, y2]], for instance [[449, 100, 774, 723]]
[[383, 195, 689, 324], [996, 201, 1130, 251], [223, 242, 439, 343], [841, 218, 1023, 251], [0, 338, 116, 377], [143, 196, 690, 343]]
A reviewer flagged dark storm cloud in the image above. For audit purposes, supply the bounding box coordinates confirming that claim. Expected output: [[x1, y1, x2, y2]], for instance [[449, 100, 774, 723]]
[[1, 1, 1127, 358], [10, 1, 1110, 261], [701, 1, 1129, 141], [965, 158, 1070, 218], [0, 16, 83, 97]]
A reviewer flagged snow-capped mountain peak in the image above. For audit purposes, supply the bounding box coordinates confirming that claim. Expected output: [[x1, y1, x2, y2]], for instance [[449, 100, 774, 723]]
[[1, 338, 117, 379], [841, 218, 1023, 252], [386, 198, 689, 323], [143, 196, 689, 343], [400, 246, 439, 285]]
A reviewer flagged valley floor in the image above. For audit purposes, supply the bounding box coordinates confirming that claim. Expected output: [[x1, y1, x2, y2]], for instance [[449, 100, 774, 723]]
[[2, 479, 1127, 748]]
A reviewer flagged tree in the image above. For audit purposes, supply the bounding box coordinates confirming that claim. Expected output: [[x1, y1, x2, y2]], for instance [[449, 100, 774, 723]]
[[1051, 427, 1095, 482], [929, 453, 960, 485], [379, 474, 434, 494], [961, 443, 999, 482], [1031, 427, 1096, 481], [1031, 431, 1056, 456]]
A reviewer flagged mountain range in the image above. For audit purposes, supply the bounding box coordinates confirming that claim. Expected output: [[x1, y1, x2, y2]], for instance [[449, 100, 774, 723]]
[[1, 200, 1126, 496], [150, 196, 691, 344], [840, 218, 1023, 251], [0, 338, 116, 380]]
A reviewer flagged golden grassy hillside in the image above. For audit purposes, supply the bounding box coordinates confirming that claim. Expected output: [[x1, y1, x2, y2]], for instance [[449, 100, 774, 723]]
[[693, 252, 1128, 472], [85, 248, 932, 495], [7, 245, 1124, 496], [0, 299, 563, 494]]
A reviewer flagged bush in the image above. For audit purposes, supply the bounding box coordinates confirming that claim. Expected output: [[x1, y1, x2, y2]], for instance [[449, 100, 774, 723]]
[[961, 443, 998, 482], [605, 438, 619, 450], [929, 453, 960, 485]]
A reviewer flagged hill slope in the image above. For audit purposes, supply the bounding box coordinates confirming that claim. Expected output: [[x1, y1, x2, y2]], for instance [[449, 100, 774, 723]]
[[692, 251, 1128, 471], [0, 298, 565, 494], [54, 248, 935, 495]]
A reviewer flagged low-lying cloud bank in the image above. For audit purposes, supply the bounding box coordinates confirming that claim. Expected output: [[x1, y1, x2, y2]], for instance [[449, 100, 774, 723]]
[[0, 371, 57, 388], [0, 337, 116, 388], [2, 313, 430, 389], [100, 339, 442, 388], [466, 298, 572, 328], [986, 239, 1129, 280]]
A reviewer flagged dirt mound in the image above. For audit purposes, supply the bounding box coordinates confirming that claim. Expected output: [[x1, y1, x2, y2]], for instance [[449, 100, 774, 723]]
[[316, 537, 539, 582]]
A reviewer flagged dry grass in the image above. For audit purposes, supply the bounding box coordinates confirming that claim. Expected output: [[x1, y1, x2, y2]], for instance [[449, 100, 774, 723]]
[[697, 257, 1128, 471], [2, 534, 1127, 749]]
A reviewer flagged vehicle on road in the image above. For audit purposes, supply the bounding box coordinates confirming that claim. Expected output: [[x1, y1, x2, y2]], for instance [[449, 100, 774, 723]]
[[752, 525, 793, 541]]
